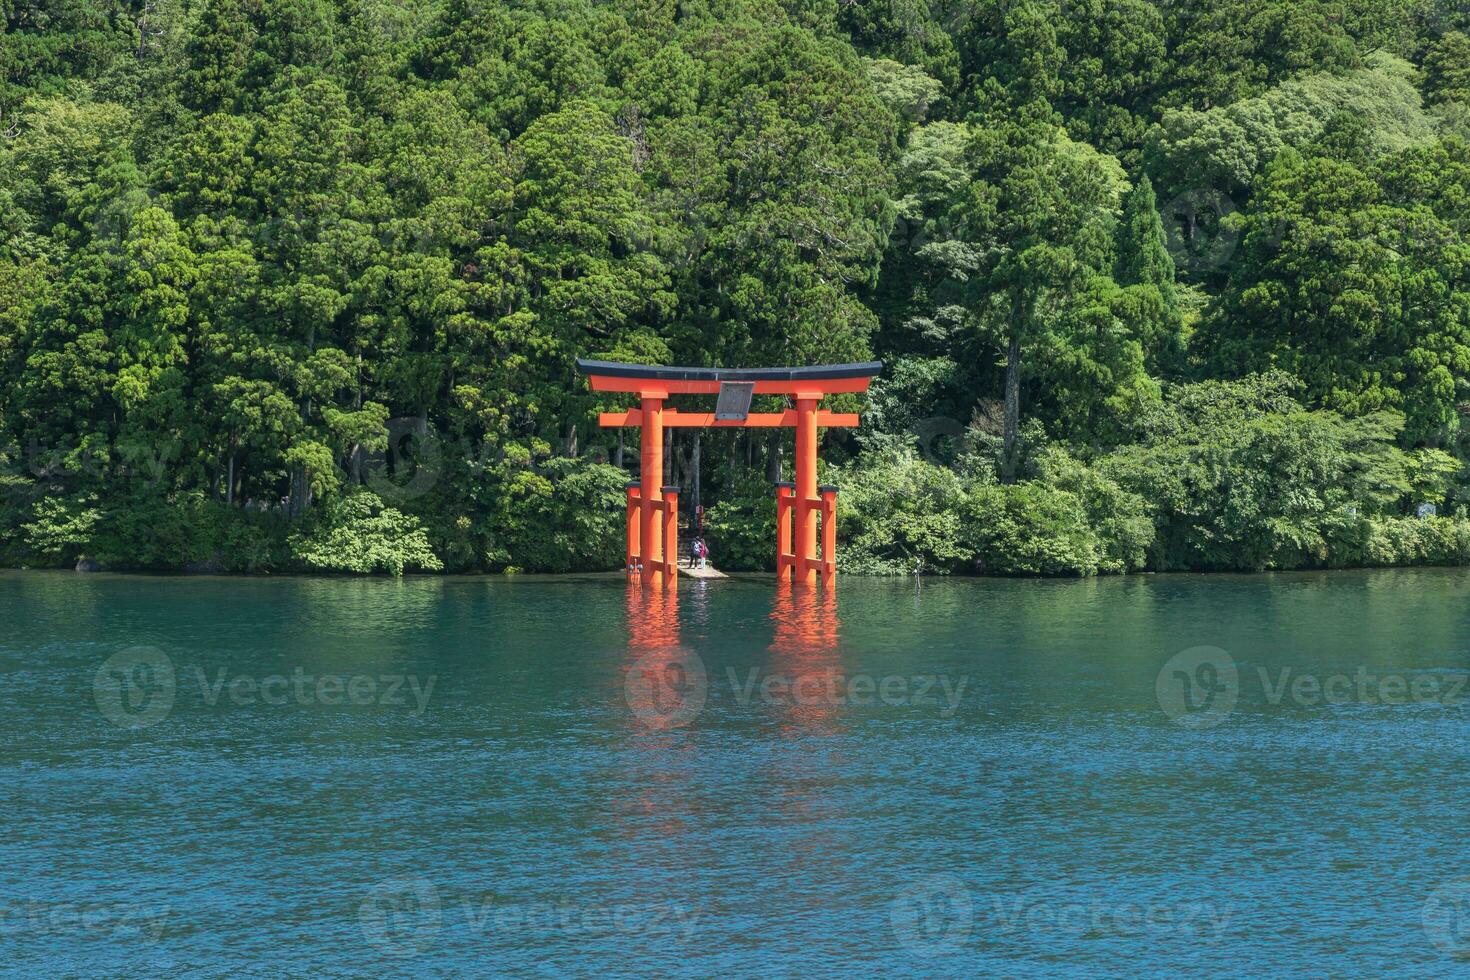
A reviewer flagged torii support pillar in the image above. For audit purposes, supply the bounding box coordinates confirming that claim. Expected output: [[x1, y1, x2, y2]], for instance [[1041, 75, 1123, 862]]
[[625, 482, 641, 572], [579, 358, 882, 589], [775, 481, 838, 585], [625, 480, 678, 583], [638, 392, 667, 586], [661, 485, 680, 582], [819, 484, 837, 584], [775, 482, 795, 578], [794, 396, 819, 586]]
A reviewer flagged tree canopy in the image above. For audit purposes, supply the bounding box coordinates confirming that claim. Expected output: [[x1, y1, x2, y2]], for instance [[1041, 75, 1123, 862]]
[[5, 0, 1470, 574]]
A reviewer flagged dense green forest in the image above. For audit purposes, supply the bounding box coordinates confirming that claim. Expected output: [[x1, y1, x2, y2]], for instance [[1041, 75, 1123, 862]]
[[5, 0, 1470, 574]]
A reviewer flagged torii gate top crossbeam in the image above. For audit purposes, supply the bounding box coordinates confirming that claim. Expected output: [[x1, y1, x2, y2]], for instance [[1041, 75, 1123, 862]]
[[576, 359, 882, 396]]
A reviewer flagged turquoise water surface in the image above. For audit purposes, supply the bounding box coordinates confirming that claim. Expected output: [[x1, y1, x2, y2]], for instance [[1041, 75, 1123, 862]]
[[3, 569, 1470, 976]]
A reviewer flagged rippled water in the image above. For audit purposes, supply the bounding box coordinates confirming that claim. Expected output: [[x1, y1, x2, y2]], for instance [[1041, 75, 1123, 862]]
[[3, 568, 1470, 975]]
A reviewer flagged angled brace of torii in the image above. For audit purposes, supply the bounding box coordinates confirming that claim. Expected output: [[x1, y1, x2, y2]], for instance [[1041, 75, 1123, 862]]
[[578, 359, 882, 588]]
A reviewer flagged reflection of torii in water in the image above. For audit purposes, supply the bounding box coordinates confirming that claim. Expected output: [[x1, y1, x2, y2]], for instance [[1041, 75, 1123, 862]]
[[579, 359, 881, 589], [623, 581, 702, 731], [769, 580, 842, 734], [622, 578, 842, 735]]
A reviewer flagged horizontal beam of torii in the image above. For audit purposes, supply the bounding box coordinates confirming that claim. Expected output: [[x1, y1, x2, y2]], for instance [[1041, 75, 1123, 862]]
[[577, 358, 882, 588], [579, 359, 882, 395], [598, 410, 860, 428]]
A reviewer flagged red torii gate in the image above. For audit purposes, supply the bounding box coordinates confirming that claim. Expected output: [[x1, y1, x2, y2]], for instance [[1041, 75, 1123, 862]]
[[578, 359, 882, 588]]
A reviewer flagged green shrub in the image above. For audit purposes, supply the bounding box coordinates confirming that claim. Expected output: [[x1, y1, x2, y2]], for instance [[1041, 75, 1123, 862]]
[[1034, 447, 1153, 573], [18, 492, 100, 566], [1354, 516, 1470, 566], [485, 458, 628, 573], [961, 482, 1106, 576], [289, 489, 443, 575], [836, 448, 971, 574], [1100, 378, 1421, 570]]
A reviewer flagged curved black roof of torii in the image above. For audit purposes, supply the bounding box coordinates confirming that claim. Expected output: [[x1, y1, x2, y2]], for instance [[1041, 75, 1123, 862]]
[[576, 358, 883, 382]]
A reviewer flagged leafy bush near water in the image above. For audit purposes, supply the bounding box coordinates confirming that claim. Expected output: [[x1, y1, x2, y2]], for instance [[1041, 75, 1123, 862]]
[[829, 375, 1470, 576], [289, 490, 442, 575]]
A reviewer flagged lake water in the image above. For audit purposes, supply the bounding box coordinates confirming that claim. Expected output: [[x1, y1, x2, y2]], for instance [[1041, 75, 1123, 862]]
[[3, 568, 1470, 975]]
